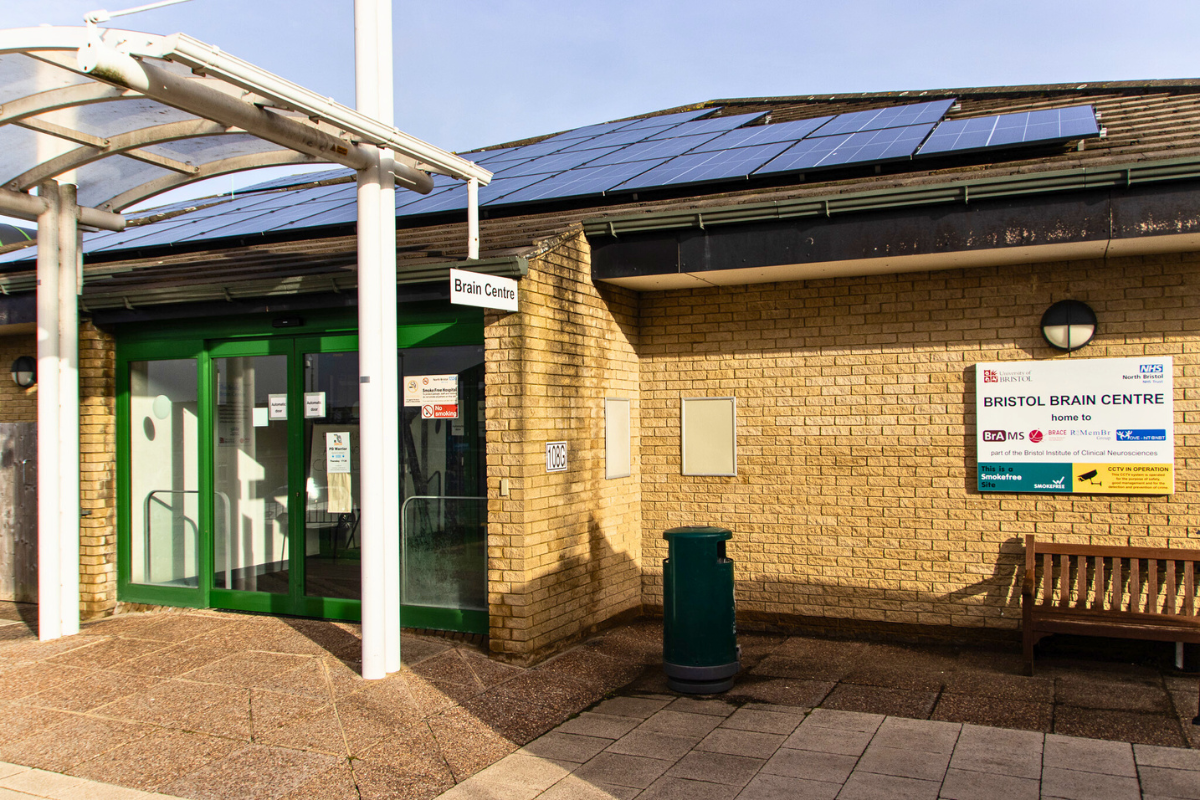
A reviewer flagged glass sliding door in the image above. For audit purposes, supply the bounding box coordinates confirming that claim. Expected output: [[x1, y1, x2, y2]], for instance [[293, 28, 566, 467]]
[[301, 348, 362, 603], [128, 359, 201, 588], [118, 317, 487, 632], [398, 344, 487, 632], [211, 352, 291, 595]]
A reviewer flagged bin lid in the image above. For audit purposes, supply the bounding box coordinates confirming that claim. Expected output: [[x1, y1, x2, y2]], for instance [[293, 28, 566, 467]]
[[664, 525, 732, 541]]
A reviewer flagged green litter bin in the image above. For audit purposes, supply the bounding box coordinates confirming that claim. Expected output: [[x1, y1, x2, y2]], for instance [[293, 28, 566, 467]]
[[662, 525, 740, 693]]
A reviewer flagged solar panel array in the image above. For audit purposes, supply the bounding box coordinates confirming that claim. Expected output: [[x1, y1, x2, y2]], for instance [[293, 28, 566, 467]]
[[0, 99, 1103, 262]]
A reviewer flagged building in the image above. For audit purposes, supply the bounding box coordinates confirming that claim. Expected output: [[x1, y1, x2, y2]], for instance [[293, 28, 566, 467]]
[[2, 79, 1198, 664]]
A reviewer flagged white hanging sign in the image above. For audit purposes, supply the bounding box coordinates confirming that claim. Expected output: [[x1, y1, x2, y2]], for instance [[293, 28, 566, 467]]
[[450, 268, 518, 312]]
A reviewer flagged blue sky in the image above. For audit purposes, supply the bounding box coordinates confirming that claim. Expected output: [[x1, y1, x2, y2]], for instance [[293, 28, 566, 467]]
[[10, 0, 1200, 208]]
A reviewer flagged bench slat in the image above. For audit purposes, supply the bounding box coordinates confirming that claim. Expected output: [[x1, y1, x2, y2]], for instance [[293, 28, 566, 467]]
[[1149, 559, 1159, 614], [1042, 552, 1053, 608], [1029, 543, 1200, 561], [1059, 554, 1070, 609], [1113, 557, 1123, 613], [1131, 559, 1141, 614], [1167, 560, 1177, 616], [1187, 562, 1195, 617], [1095, 556, 1106, 611]]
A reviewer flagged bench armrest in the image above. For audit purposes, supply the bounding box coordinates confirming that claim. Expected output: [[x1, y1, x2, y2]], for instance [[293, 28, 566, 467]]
[[1021, 568, 1035, 603]]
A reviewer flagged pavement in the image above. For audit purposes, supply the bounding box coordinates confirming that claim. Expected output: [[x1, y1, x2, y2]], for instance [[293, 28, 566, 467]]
[[1, 601, 1200, 799]]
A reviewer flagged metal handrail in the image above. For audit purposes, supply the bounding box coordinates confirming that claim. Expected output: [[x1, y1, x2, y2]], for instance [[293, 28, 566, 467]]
[[399, 494, 487, 607], [142, 489, 229, 586]]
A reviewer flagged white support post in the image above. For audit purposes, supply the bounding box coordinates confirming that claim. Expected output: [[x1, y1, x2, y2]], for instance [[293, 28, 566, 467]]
[[355, 0, 390, 680], [467, 178, 480, 260], [36, 181, 62, 641], [375, 0, 402, 676], [58, 184, 80, 637]]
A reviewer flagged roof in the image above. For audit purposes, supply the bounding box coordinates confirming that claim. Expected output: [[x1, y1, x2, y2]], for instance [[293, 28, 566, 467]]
[[4, 80, 1200, 309], [0, 25, 488, 220]]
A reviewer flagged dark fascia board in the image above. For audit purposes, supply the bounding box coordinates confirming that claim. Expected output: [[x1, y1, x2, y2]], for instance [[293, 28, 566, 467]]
[[1, 255, 528, 311], [587, 157, 1200, 286], [0, 292, 35, 326]]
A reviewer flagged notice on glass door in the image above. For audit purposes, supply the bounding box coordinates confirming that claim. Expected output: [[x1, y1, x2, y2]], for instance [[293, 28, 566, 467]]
[[403, 374, 459, 419], [325, 431, 353, 514]]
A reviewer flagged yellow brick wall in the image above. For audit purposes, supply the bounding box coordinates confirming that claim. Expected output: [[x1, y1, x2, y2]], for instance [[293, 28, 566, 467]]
[[79, 321, 117, 618], [485, 230, 643, 662], [639, 253, 1200, 634], [0, 324, 116, 617], [0, 332, 37, 422]]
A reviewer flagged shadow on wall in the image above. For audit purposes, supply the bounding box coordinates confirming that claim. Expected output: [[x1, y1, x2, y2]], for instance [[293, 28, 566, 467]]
[[639, 531, 1031, 648]]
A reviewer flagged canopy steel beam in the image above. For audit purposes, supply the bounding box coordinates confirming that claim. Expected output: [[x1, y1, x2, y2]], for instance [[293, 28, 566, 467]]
[[0, 186, 124, 231], [100, 150, 319, 211], [0, 82, 136, 126], [78, 41, 435, 195]]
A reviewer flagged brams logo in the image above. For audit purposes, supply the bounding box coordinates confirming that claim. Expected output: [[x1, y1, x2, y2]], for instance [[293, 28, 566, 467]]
[[982, 430, 1025, 442], [982, 369, 998, 383]]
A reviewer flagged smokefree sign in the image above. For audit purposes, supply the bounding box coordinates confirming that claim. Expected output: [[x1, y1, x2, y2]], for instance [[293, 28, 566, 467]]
[[975, 356, 1173, 495]]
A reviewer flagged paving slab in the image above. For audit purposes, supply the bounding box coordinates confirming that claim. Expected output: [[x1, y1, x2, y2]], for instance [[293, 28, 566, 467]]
[[1040, 766, 1141, 800], [6, 611, 1200, 800], [937, 767, 1039, 800]]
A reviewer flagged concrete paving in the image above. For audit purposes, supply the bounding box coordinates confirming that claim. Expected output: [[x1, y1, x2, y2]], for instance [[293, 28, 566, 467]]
[[449, 699, 1200, 800], [3, 601, 1200, 799]]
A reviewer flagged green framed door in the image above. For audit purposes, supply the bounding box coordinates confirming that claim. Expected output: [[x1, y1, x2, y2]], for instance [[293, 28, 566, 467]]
[[207, 335, 363, 619], [117, 310, 488, 632], [117, 339, 210, 609]]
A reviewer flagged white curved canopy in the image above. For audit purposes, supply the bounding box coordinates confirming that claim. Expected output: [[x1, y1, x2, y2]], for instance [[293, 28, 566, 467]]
[[0, 25, 491, 216]]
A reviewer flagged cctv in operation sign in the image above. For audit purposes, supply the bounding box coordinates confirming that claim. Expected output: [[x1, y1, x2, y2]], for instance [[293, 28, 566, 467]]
[[975, 356, 1174, 495]]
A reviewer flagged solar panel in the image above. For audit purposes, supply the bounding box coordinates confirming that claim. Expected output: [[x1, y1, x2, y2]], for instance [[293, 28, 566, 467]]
[[811, 99, 955, 137], [917, 105, 1099, 157], [619, 108, 714, 130], [492, 147, 626, 177], [538, 118, 641, 144], [582, 134, 723, 167], [688, 117, 835, 152], [756, 123, 935, 175], [642, 112, 767, 139], [615, 142, 795, 191], [479, 138, 574, 162], [239, 167, 351, 193], [462, 146, 521, 163], [494, 160, 671, 205], [555, 125, 676, 152]]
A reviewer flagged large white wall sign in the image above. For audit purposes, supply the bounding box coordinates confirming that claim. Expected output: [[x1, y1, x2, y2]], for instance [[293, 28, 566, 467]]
[[975, 357, 1174, 494]]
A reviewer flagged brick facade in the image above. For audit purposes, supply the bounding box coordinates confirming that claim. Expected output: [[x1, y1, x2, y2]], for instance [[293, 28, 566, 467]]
[[79, 321, 117, 618], [0, 331, 37, 422], [485, 230, 643, 662], [0, 323, 116, 618], [638, 252, 1200, 637]]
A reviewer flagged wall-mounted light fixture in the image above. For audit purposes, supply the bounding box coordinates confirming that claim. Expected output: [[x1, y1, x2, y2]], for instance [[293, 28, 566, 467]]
[[11, 355, 36, 388], [1040, 300, 1097, 352]]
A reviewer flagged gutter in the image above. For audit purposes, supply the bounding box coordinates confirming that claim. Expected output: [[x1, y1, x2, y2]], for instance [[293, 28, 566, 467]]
[[582, 155, 1200, 238]]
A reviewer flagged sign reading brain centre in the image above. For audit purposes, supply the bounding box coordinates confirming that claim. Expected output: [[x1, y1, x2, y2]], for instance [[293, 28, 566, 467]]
[[975, 357, 1174, 495]]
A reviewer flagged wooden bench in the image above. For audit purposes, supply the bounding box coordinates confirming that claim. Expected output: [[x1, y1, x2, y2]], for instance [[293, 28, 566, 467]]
[[1022, 534, 1200, 673]]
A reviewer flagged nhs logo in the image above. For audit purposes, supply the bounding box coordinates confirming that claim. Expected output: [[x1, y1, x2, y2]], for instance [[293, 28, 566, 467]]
[[1140, 364, 1164, 374]]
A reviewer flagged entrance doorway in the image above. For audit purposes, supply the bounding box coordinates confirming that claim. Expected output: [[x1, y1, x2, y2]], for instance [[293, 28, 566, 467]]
[[117, 322, 486, 633]]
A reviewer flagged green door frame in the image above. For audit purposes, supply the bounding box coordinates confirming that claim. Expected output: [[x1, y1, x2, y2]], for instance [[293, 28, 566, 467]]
[[115, 304, 488, 632]]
